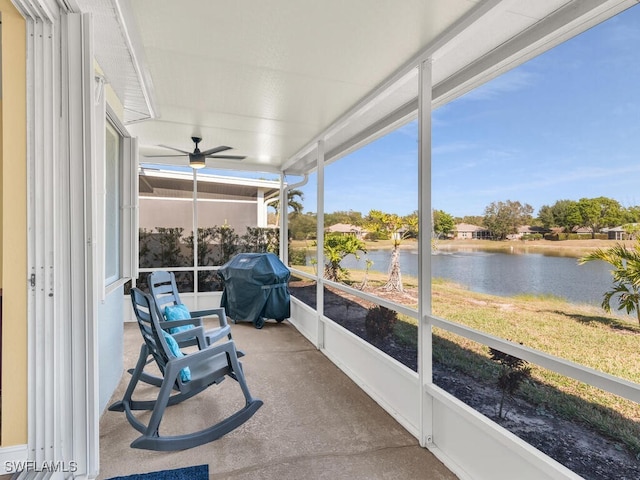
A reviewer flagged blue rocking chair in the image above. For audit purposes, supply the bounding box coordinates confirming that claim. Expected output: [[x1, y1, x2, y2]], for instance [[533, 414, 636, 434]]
[[109, 288, 262, 451]]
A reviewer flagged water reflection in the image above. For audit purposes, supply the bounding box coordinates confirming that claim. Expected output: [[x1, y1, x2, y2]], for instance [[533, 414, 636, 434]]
[[337, 248, 613, 307]]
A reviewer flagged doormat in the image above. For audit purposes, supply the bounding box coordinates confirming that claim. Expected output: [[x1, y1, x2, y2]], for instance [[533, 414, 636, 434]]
[[105, 465, 208, 480]]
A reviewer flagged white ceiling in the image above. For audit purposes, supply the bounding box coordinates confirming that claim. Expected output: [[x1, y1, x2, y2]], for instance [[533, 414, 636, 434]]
[[80, 0, 637, 174]]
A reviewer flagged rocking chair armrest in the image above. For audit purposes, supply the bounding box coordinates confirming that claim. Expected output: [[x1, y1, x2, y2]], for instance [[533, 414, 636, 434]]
[[171, 325, 207, 348], [205, 324, 232, 345], [169, 339, 239, 371], [190, 308, 229, 329]]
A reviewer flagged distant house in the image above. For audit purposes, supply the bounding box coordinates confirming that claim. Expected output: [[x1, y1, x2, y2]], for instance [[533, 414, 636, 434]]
[[506, 225, 549, 240], [454, 223, 492, 240], [325, 223, 366, 239], [605, 224, 639, 240]]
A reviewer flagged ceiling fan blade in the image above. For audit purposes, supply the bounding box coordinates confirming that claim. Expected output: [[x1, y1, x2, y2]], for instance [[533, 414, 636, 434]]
[[158, 144, 192, 155], [206, 154, 246, 160], [200, 145, 232, 156], [143, 154, 188, 158]]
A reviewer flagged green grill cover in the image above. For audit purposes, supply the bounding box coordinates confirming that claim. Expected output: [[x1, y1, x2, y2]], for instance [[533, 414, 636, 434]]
[[219, 253, 291, 324]]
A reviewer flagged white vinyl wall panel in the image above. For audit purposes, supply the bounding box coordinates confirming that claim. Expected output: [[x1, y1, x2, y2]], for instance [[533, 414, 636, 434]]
[[289, 298, 318, 346], [322, 320, 421, 438], [431, 387, 582, 480]]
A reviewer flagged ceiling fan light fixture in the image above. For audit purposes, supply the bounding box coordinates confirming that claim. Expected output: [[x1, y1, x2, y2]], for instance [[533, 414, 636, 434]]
[[151, 137, 243, 168], [190, 156, 206, 169]]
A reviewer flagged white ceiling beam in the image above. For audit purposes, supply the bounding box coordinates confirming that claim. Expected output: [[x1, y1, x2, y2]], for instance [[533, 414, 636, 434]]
[[323, 99, 418, 167]]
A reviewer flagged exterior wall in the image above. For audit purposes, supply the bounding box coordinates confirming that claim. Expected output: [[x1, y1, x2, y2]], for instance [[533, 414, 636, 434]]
[[199, 200, 258, 233], [98, 287, 124, 413], [140, 197, 259, 235], [0, 0, 28, 446]]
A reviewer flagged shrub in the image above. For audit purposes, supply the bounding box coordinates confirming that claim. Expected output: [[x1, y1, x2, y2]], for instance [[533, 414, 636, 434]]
[[521, 233, 543, 241], [288, 248, 307, 266], [489, 346, 531, 418], [365, 306, 398, 341], [241, 226, 279, 254]]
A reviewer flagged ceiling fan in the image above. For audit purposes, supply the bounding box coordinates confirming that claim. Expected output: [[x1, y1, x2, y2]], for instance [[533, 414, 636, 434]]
[[149, 136, 246, 169]]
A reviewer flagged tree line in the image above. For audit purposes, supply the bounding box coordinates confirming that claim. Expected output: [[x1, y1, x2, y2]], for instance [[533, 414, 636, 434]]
[[459, 197, 640, 240], [287, 196, 640, 242]]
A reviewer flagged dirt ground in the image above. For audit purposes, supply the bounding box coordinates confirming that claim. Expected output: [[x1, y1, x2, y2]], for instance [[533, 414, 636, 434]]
[[288, 279, 640, 480]]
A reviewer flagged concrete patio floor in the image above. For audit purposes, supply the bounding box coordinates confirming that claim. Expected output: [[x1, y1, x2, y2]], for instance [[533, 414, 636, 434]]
[[97, 318, 457, 479]]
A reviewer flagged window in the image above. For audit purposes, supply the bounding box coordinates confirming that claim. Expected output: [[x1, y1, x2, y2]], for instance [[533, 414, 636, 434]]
[[136, 166, 280, 293], [103, 107, 137, 294], [105, 121, 121, 285], [430, 7, 640, 476]]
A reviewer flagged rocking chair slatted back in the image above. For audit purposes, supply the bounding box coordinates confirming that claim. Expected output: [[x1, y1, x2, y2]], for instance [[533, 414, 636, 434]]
[[148, 270, 238, 351], [148, 270, 183, 313], [130, 288, 170, 377]]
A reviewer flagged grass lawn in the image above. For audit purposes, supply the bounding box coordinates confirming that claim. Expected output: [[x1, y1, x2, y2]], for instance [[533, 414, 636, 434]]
[[428, 279, 640, 455]]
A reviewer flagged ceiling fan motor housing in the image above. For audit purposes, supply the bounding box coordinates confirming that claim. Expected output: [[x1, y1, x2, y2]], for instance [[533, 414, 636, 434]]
[[150, 136, 244, 169]]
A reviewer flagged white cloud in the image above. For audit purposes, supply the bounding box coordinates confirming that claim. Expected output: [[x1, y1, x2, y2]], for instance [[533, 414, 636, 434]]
[[460, 69, 538, 102]]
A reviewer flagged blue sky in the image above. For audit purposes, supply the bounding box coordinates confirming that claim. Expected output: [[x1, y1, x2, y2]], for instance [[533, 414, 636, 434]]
[[296, 4, 640, 218]]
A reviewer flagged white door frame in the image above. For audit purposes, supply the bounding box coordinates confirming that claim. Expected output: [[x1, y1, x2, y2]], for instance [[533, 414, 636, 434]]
[[10, 1, 100, 478]]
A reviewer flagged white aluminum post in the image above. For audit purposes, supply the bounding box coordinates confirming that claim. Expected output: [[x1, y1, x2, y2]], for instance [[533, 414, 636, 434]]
[[121, 136, 139, 281], [94, 75, 106, 302], [69, 13, 100, 477], [279, 173, 287, 262], [316, 141, 325, 349], [418, 58, 434, 448], [193, 168, 199, 299], [256, 189, 265, 227]]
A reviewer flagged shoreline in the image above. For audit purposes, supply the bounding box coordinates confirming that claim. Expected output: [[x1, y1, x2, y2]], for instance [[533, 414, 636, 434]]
[[291, 238, 635, 258], [435, 238, 635, 258]]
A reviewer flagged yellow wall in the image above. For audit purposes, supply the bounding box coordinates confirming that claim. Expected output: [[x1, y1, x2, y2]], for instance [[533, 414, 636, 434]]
[[1, 0, 28, 446]]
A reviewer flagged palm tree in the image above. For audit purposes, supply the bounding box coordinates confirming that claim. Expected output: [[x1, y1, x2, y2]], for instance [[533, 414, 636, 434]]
[[315, 232, 367, 282], [271, 189, 304, 222], [364, 210, 418, 292], [579, 241, 640, 324]]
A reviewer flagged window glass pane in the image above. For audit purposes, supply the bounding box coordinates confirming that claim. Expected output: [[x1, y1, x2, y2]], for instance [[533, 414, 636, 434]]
[[324, 286, 418, 370], [288, 172, 317, 269], [318, 121, 419, 366], [138, 170, 194, 269], [430, 6, 640, 379], [323, 122, 418, 293], [197, 271, 223, 293], [105, 122, 120, 283], [288, 274, 316, 309], [433, 328, 640, 478], [194, 170, 282, 292], [196, 171, 281, 263], [430, 8, 640, 478]]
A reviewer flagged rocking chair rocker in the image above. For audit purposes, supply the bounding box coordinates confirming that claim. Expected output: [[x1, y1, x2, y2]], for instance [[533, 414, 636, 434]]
[[109, 288, 262, 451]]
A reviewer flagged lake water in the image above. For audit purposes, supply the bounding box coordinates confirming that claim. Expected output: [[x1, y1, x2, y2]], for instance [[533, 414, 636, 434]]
[[334, 247, 614, 308]]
